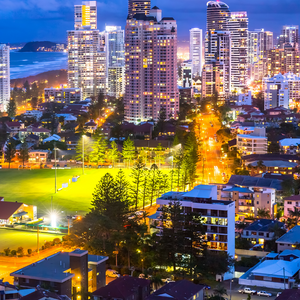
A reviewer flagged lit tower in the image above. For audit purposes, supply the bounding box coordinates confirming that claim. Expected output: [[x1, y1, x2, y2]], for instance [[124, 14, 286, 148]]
[[128, 0, 151, 19], [206, 0, 230, 32], [0, 44, 10, 112]]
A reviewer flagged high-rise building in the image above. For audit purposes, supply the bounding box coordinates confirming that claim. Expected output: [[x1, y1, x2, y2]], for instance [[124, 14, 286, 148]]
[[124, 5, 179, 123], [204, 30, 231, 96], [228, 12, 249, 92], [100, 26, 125, 97], [181, 60, 193, 88], [0, 44, 10, 112], [201, 62, 224, 98], [68, 1, 106, 100], [207, 1, 230, 32], [75, 1, 97, 30], [278, 25, 299, 49], [128, 0, 151, 19], [189, 28, 203, 77]]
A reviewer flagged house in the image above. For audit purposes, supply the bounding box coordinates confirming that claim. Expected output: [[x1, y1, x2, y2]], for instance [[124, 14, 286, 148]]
[[19, 127, 51, 141], [239, 249, 300, 289], [0, 280, 36, 300], [28, 150, 49, 163], [20, 288, 71, 300], [146, 280, 204, 300], [5, 121, 25, 137], [275, 289, 300, 300], [93, 277, 150, 300], [84, 120, 98, 134], [23, 110, 43, 121], [237, 127, 268, 155], [284, 195, 300, 218], [241, 219, 285, 245], [276, 226, 300, 252], [0, 200, 37, 225], [155, 185, 235, 279], [11, 250, 108, 299], [217, 175, 281, 219], [279, 138, 300, 154], [43, 134, 61, 144]]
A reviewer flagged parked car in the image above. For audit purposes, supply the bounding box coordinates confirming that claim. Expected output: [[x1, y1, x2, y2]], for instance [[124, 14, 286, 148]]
[[238, 287, 257, 295], [277, 292, 282, 297], [203, 285, 211, 290], [257, 291, 272, 297], [106, 269, 120, 278]]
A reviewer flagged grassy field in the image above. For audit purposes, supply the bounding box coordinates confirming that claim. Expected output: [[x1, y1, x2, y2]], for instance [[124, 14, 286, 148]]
[[0, 168, 131, 215], [0, 229, 62, 252]]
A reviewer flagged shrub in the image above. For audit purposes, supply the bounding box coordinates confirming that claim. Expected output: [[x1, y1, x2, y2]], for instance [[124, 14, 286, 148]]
[[4, 248, 10, 256], [27, 249, 32, 256], [44, 241, 51, 249], [11, 250, 17, 256], [17, 247, 24, 257]]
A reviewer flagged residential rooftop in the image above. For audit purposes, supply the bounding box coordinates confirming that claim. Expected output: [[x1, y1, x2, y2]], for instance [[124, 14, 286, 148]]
[[276, 226, 300, 244], [244, 219, 284, 232]]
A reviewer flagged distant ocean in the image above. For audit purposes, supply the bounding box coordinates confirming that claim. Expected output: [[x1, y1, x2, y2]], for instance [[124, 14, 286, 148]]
[[10, 51, 68, 79]]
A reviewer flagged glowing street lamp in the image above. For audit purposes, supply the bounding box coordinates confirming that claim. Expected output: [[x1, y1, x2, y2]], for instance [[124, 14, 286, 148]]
[[82, 135, 86, 175], [50, 212, 57, 229]]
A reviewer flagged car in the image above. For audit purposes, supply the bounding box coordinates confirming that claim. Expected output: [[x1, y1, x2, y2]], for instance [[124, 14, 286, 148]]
[[238, 287, 257, 295], [203, 285, 211, 290], [257, 291, 272, 297], [0, 165, 2, 169], [163, 278, 175, 284], [106, 269, 120, 278], [277, 292, 282, 297]]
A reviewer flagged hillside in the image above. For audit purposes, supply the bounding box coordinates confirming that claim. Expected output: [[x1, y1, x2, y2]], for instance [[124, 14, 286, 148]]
[[19, 41, 57, 52]]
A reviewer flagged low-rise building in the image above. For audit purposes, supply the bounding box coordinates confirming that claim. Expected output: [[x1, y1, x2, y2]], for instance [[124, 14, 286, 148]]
[[239, 249, 300, 289], [44, 87, 82, 104], [241, 219, 285, 245], [146, 280, 204, 300], [93, 277, 150, 300], [156, 185, 235, 279], [84, 120, 98, 134], [276, 225, 300, 252], [279, 138, 300, 154], [0, 200, 37, 225], [11, 250, 108, 299], [28, 150, 49, 163], [23, 110, 43, 121], [283, 195, 300, 218], [19, 127, 51, 141], [237, 127, 268, 155], [5, 121, 25, 137]]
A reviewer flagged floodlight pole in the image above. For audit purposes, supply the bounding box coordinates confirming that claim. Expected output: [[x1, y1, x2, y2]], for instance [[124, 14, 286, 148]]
[[82, 136, 85, 175], [37, 225, 40, 258], [54, 142, 57, 193]]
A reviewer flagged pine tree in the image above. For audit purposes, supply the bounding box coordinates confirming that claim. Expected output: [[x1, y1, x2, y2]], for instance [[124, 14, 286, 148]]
[[155, 143, 165, 168], [7, 99, 17, 119], [108, 141, 119, 166], [157, 170, 169, 196], [130, 159, 146, 210], [5, 142, 16, 169], [173, 149, 184, 191], [148, 164, 159, 206], [19, 141, 29, 167], [141, 168, 150, 209], [122, 137, 135, 167], [92, 135, 107, 165], [75, 135, 94, 163]]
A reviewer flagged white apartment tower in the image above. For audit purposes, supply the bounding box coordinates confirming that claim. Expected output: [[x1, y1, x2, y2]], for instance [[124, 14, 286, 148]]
[[228, 12, 249, 92], [124, 5, 179, 123], [68, 1, 106, 100], [189, 28, 203, 77], [0, 44, 10, 112]]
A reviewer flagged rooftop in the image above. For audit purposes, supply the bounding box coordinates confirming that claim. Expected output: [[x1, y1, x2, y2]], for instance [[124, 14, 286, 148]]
[[276, 289, 300, 300], [244, 219, 284, 232], [0, 201, 24, 220], [276, 226, 300, 244], [279, 138, 300, 147]]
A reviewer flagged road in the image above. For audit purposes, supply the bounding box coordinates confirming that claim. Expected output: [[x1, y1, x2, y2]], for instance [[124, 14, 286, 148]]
[[229, 290, 277, 300], [195, 113, 231, 185]]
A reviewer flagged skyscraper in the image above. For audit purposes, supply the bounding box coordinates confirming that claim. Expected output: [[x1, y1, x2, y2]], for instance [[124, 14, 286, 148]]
[[278, 26, 299, 49], [228, 12, 249, 91], [207, 1, 230, 31], [189, 28, 203, 77], [124, 5, 179, 123], [75, 1, 97, 30], [0, 44, 10, 112], [101, 26, 125, 97], [128, 0, 151, 19], [68, 1, 106, 99]]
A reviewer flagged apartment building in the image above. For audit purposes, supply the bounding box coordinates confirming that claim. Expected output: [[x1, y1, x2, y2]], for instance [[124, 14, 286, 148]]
[[284, 195, 300, 218], [0, 44, 10, 112], [156, 185, 235, 279], [237, 127, 268, 155], [44, 87, 82, 104]]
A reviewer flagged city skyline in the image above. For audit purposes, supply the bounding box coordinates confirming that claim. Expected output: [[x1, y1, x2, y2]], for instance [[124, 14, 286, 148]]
[[2, 0, 300, 43]]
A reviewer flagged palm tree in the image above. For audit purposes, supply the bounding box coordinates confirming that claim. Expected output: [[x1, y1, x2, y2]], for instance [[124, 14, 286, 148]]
[[289, 207, 300, 225], [256, 160, 265, 173], [151, 275, 163, 291], [257, 208, 271, 219], [286, 217, 297, 230], [213, 285, 227, 300]]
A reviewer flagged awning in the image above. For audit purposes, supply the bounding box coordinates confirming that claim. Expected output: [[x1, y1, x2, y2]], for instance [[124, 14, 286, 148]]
[[13, 211, 28, 217]]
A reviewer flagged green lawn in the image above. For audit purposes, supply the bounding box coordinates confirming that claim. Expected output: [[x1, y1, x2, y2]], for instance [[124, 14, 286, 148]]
[[0, 229, 62, 252], [0, 168, 131, 215]]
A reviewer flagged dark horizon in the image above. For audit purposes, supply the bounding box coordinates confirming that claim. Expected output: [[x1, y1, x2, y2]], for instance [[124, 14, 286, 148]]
[[1, 0, 300, 44]]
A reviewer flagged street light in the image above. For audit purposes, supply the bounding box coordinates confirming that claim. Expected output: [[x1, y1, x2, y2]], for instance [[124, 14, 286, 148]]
[[54, 142, 59, 194], [82, 135, 86, 175]]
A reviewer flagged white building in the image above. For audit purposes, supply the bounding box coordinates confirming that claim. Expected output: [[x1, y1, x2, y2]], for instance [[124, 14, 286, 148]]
[[68, 1, 106, 99], [44, 86, 82, 104], [23, 110, 43, 121], [279, 138, 300, 154], [100, 26, 125, 98], [181, 60, 193, 88], [239, 250, 300, 289], [0, 44, 10, 112], [232, 91, 252, 106], [190, 28, 203, 77], [156, 185, 235, 279], [237, 127, 268, 155], [228, 12, 249, 92]]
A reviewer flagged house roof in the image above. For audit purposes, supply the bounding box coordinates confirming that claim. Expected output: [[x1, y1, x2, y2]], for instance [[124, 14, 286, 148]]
[[276, 226, 300, 244], [146, 280, 204, 300], [93, 276, 150, 298], [242, 154, 300, 162], [6, 121, 22, 127], [284, 195, 300, 201], [20, 289, 66, 300], [20, 127, 51, 133], [244, 219, 284, 232], [227, 175, 283, 190], [279, 138, 300, 147], [252, 258, 300, 278], [0, 201, 23, 220], [246, 160, 297, 168], [276, 289, 300, 300]]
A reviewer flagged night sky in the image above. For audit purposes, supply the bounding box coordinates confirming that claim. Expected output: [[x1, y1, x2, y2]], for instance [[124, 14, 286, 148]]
[[1, 0, 300, 43]]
